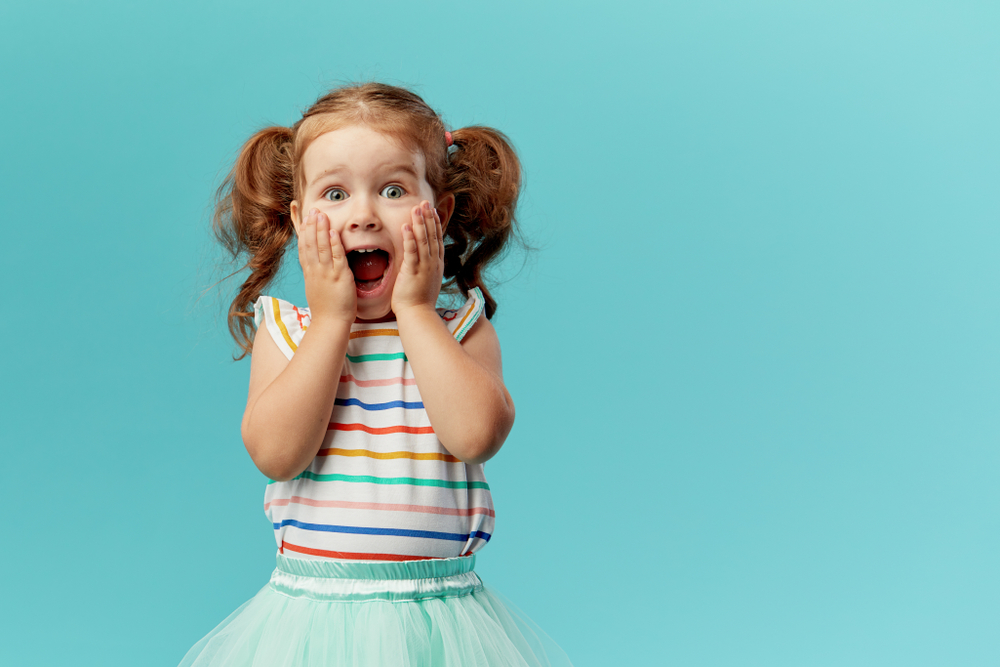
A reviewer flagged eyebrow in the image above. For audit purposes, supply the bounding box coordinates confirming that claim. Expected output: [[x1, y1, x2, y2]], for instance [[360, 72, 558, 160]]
[[309, 163, 420, 187]]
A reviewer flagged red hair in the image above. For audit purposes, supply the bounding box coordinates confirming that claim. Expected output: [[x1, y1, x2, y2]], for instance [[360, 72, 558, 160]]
[[213, 83, 522, 358]]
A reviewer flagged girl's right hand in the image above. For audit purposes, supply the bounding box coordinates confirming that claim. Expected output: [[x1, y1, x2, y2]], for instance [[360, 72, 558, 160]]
[[298, 208, 357, 325]]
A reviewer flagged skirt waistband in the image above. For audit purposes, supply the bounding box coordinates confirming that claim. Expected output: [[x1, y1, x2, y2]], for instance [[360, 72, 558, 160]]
[[269, 553, 483, 602]]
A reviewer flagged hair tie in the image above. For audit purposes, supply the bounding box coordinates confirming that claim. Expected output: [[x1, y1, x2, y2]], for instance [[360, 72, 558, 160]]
[[445, 131, 453, 147]]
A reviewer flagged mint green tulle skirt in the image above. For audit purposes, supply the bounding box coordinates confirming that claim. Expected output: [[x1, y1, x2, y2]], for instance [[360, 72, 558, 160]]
[[178, 554, 573, 667]]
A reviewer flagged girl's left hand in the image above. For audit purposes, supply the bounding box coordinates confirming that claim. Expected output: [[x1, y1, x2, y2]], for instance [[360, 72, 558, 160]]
[[391, 200, 444, 314]]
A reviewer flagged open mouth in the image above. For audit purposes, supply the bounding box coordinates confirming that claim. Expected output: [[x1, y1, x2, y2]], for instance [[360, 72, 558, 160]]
[[347, 248, 390, 296]]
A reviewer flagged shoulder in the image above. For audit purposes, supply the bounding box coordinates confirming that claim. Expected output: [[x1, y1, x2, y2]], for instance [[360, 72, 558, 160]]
[[444, 288, 503, 376], [246, 296, 301, 416], [254, 295, 311, 360]]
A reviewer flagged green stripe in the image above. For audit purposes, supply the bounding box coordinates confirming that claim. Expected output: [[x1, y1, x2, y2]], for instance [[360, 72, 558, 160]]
[[347, 352, 408, 363], [455, 288, 484, 341], [268, 471, 490, 489]]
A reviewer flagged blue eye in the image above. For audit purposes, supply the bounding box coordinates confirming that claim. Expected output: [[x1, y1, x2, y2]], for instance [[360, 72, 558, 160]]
[[324, 188, 348, 202], [380, 185, 405, 199]]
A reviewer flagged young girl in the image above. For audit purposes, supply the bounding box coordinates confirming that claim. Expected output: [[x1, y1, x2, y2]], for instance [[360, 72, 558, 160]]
[[179, 83, 573, 666]]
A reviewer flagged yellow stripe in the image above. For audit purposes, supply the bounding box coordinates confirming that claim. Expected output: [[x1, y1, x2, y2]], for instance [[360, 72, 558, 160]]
[[452, 302, 475, 339], [271, 297, 298, 352], [321, 448, 461, 463], [350, 328, 399, 339]]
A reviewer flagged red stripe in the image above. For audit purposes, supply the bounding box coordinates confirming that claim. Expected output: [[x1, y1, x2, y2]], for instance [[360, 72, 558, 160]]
[[265, 495, 496, 518], [340, 374, 417, 387], [281, 540, 438, 561], [329, 423, 435, 435]]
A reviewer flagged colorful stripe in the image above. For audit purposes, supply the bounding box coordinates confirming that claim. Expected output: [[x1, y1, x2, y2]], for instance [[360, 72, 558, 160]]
[[329, 423, 435, 435], [271, 297, 298, 352], [334, 398, 424, 411], [265, 496, 494, 517], [347, 352, 408, 363], [257, 290, 492, 562], [317, 448, 461, 463], [350, 329, 399, 339], [451, 302, 475, 340], [274, 519, 490, 543], [340, 374, 418, 387], [281, 540, 439, 561], [452, 288, 484, 341], [284, 471, 490, 489]]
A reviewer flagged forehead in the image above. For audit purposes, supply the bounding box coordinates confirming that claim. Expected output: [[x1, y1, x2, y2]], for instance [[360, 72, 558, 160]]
[[300, 125, 426, 184]]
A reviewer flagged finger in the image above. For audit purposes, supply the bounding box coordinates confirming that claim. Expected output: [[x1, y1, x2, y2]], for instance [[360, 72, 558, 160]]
[[401, 223, 418, 271], [328, 225, 347, 264], [297, 213, 307, 265], [425, 202, 439, 258], [409, 204, 426, 264], [300, 208, 318, 265], [296, 208, 308, 260], [315, 211, 332, 264], [415, 201, 432, 262], [424, 201, 436, 244], [433, 208, 445, 260]]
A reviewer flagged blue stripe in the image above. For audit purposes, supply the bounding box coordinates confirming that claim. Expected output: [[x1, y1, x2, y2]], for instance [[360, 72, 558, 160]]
[[334, 398, 424, 411], [273, 519, 491, 543]]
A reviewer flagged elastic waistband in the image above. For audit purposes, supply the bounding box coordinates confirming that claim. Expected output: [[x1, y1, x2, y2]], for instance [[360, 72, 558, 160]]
[[269, 553, 482, 602]]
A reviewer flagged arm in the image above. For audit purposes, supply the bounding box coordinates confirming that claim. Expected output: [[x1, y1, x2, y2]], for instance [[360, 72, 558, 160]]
[[241, 209, 356, 481], [397, 308, 514, 464], [393, 201, 515, 464]]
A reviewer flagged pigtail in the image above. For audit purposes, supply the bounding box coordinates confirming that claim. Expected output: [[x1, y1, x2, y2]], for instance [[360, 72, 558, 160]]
[[443, 126, 522, 319], [214, 125, 296, 359]]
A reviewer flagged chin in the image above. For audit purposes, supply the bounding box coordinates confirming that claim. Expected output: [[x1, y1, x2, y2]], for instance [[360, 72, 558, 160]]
[[355, 300, 394, 323]]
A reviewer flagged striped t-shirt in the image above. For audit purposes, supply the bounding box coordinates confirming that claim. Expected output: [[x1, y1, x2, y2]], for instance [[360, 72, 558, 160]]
[[253, 289, 494, 562]]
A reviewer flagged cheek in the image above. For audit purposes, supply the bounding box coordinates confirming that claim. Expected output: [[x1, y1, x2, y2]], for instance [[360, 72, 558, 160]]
[[316, 201, 350, 227]]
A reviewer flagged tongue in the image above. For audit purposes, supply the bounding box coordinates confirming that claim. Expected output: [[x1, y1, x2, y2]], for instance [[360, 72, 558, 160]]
[[349, 251, 388, 282]]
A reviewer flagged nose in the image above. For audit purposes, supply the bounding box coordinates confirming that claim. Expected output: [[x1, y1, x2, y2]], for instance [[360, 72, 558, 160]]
[[346, 195, 382, 232]]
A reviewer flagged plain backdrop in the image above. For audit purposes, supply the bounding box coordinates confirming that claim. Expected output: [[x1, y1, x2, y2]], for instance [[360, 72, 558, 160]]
[[2, 1, 999, 665]]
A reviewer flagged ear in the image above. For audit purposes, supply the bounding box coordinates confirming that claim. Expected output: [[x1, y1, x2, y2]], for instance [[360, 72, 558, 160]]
[[290, 200, 302, 234], [435, 193, 456, 233]]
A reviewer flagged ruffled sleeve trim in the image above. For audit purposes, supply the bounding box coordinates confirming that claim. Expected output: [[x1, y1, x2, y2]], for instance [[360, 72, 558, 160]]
[[253, 295, 311, 360], [437, 287, 485, 342]]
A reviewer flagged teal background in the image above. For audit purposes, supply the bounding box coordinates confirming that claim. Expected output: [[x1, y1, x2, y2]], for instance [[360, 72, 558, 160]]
[[1, 1, 998, 665]]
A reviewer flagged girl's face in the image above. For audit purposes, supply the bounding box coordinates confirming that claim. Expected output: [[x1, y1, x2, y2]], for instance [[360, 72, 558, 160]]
[[290, 124, 449, 321]]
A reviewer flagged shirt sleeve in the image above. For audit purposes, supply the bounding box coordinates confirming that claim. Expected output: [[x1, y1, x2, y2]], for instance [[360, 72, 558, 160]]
[[253, 295, 311, 360], [436, 287, 485, 342]]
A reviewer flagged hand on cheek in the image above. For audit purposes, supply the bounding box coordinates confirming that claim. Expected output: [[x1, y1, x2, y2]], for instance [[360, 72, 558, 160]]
[[391, 200, 445, 315], [298, 209, 357, 325]]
